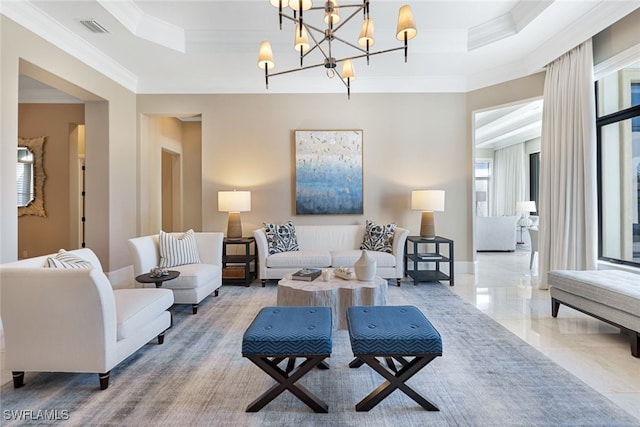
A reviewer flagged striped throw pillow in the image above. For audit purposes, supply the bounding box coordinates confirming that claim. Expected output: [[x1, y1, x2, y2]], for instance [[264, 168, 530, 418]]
[[159, 229, 201, 268], [46, 249, 93, 269]]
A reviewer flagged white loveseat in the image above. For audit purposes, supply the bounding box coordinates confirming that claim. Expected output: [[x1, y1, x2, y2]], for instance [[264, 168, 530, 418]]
[[128, 232, 224, 314], [0, 248, 173, 390], [253, 224, 409, 285]]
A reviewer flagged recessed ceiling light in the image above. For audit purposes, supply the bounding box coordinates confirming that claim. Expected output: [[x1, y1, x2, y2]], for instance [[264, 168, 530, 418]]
[[80, 19, 109, 34]]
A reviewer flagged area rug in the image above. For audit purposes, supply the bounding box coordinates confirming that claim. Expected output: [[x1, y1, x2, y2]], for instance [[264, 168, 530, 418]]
[[1, 283, 638, 426]]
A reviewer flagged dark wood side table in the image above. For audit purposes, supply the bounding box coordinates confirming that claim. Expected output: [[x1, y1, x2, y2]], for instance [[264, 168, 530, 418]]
[[223, 237, 257, 287], [404, 236, 454, 286], [135, 270, 180, 288]]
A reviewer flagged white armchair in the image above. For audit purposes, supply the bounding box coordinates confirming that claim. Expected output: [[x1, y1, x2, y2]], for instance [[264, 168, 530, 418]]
[[0, 248, 173, 390], [128, 232, 224, 314]]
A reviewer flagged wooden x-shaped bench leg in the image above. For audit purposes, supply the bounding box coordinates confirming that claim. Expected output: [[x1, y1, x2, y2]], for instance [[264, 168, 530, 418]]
[[246, 355, 329, 413], [352, 354, 440, 412]]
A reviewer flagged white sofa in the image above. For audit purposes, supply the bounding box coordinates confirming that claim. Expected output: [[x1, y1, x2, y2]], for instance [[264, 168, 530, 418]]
[[253, 224, 409, 286], [476, 215, 518, 251], [128, 232, 223, 314], [0, 248, 173, 390]]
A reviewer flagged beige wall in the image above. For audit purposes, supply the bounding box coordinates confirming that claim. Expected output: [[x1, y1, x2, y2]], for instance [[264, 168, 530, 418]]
[[593, 8, 640, 65], [1, 16, 137, 274], [137, 93, 475, 264], [18, 104, 84, 258]]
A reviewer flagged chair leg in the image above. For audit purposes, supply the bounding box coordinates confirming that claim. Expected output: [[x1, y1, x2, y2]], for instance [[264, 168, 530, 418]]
[[246, 355, 329, 413], [261, 279, 266, 287], [99, 371, 110, 390], [396, 278, 401, 287], [529, 251, 536, 269], [12, 371, 24, 388], [158, 331, 165, 344], [214, 289, 219, 297], [192, 304, 198, 314]]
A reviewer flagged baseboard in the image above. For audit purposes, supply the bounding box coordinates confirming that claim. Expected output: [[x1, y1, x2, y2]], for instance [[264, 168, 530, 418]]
[[455, 260, 475, 275]]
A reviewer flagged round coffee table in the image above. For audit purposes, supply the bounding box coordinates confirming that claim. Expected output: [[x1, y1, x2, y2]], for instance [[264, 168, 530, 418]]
[[277, 273, 388, 330], [135, 270, 180, 288]]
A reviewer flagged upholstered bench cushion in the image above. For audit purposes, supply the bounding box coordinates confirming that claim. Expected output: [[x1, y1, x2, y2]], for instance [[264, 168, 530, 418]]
[[242, 306, 332, 356], [548, 270, 640, 315], [265, 251, 332, 268], [114, 288, 174, 340], [347, 305, 442, 355]]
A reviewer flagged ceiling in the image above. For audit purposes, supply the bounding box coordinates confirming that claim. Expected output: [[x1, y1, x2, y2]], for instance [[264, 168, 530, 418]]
[[4, 0, 639, 96], [6, 1, 639, 151]]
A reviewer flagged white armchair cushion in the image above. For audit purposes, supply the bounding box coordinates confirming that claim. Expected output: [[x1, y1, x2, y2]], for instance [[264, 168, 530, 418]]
[[159, 229, 201, 268], [114, 289, 174, 340], [159, 263, 221, 290]]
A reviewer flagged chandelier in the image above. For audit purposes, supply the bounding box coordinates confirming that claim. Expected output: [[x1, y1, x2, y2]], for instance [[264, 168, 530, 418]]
[[257, 1, 417, 98]]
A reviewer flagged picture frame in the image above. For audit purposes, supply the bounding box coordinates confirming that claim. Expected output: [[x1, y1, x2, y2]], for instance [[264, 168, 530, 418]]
[[294, 129, 363, 215]]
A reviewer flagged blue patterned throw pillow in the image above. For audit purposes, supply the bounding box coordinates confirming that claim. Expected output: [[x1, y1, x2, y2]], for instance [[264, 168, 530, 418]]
[[263, 221, 299, 255], [360, 220, 396, 253]]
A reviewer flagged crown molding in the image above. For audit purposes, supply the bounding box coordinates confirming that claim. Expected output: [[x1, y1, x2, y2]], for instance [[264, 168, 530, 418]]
[[594, 43, 640, 80], [97, 0, 185, 53], [2, 1, 137, 92], [468, 0, 553, 51], [524, 1, 640, 74]]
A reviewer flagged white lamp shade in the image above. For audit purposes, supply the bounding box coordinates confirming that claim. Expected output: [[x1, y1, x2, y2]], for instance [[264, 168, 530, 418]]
[[324, 0, 340, 25], [294, 24, 310, 52], [270, 0, 289, 7], [516, 201, 536, 213], [411, 190, 445, 212], [358, 18, 375, 47], [257, 41, 275, 70], [289, 0, 312, 11], [341, 59, 356, 82], [396, 5, 417, 41], [218, 191, 251, 212]]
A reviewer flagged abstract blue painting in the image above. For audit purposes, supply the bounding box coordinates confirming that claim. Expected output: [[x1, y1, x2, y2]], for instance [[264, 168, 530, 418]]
[[295, 130, 363, 215]]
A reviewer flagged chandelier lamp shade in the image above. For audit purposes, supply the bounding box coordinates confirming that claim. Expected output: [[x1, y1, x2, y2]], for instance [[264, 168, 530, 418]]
[[258, 1, 417, 98], [411, 190, 445, 238], [218, 190, 252, 239]]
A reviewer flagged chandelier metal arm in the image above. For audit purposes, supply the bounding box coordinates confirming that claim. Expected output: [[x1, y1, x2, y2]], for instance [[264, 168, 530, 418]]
[[329, 5, 366, 34], [266, 44, 406, 79], [259, 1, 416, 98]]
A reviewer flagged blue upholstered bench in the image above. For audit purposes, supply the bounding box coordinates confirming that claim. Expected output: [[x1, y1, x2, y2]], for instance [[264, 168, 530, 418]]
[[242, 306, 332, 413], [346, 305, 442, 412]]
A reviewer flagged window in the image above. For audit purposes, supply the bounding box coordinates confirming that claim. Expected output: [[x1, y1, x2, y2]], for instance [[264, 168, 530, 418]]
[[596, 63, 640, 266]]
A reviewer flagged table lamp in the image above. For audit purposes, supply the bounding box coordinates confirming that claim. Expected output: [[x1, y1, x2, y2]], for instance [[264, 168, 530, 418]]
[[218, 190, 251, 239], [411, 190, 445, 238]]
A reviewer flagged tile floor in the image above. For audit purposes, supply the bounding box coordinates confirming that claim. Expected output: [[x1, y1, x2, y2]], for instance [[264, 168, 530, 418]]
[[447, 249, 639, 421]]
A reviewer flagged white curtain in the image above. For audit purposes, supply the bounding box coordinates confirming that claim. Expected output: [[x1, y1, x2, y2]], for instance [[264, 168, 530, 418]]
[[539, 39, 598, 289], [491, 143, 526, 216]]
